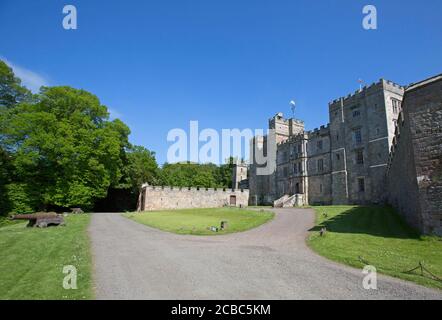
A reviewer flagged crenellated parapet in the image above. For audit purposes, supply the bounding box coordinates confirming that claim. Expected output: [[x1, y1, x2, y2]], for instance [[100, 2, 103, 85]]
[[143, 185, 248, 193], [138, 184, 250, 211], [329, 79, 404, 108], [307, 124, 330, 138]]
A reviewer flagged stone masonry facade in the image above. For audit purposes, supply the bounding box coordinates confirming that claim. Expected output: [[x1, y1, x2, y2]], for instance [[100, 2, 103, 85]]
[[250, 79, 404, 207], [137, 185, 249, 211], [249, 74, 442, 235], [387, 75, 442, 236], [232, 160, 249, 190], [135, 74, 441, 235]]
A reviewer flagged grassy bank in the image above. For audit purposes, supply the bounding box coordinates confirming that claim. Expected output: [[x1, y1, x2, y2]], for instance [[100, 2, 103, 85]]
[[125, 207, 274, 235], [308, 206, 442, 290], [0, 215, 93, 299]]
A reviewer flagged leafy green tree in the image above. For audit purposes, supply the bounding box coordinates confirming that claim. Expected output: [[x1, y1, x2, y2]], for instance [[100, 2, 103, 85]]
[[159, 162, 232, 188], [2, 86, 131, 211], [216, 157, 235, 188], [0, 60, 33, 109], [0, 60, 35, 215], [125, 145, 160, 191]]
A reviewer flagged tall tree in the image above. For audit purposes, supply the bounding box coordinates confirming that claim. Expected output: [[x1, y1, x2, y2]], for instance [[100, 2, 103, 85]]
[[125, 145, 160, 191], [0, 60, 34, 215], [0, 60, 33, 109], [2, 86, 131, 211]]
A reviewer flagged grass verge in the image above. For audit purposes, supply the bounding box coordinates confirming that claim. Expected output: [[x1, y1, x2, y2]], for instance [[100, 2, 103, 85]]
[[125, 207, 274, 235], [0, 214, 93, 299], [307, 206, 442, 290]]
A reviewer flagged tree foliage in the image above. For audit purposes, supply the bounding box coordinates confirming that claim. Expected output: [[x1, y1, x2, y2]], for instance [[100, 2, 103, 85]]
[[125, 145, 160, 190], [0, 60, 33, 109], [0, 60, 35, 214], [159, 160, 234, 189], [1, 84, 132, 212], [0, 59, 235, 214]]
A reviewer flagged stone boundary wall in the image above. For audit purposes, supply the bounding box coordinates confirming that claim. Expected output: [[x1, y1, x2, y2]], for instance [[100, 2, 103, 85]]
[[137, 186, 250, 211], [387, 75, 442, 235]]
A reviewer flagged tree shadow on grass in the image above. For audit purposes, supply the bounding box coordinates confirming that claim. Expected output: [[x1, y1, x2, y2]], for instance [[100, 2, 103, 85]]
[[309, 206, 421, 239]]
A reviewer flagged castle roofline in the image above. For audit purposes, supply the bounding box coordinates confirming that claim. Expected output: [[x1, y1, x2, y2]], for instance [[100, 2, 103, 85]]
[[328, 78, 404, 105], [269, 112, 305, 124], [307, 124, 330, 136], [406, 73, 442, 92]]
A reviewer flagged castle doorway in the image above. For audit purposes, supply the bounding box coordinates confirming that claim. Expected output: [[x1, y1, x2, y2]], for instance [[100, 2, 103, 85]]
[[230, 195, 237, 206], [295, 183, 300, 194]]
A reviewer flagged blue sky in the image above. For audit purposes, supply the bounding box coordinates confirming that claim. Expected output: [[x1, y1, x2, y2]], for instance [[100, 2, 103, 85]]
[[1, 0, 441, 164]]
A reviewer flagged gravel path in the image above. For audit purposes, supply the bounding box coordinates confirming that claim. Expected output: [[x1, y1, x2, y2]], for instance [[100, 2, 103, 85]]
[[89, 208, 442, 300]]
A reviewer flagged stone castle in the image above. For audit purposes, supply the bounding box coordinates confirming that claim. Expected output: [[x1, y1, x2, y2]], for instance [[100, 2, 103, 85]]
[[248, 74, 442, 235], [249, 78, 404, 206], [137, 74, 441, 236]]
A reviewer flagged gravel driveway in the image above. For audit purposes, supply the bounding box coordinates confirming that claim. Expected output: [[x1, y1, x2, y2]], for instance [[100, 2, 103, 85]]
[[89, 208, 442, 299]]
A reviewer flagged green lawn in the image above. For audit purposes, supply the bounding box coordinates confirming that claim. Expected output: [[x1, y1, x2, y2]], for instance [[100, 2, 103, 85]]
[[0, 215, 93, 300], [125, 207, 274, 235], [308, 206, 442, 290]]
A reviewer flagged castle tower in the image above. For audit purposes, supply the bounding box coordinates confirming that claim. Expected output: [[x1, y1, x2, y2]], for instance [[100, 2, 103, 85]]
[[232, 160, 248, 189], [328, 79, 404, 204]]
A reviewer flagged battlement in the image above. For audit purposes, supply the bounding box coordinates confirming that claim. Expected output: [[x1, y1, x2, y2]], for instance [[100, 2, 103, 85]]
[[307, 124, 330, 137], [384, 79, 404, 90], [138, 184, 250, 211], [276, 131, 308, 146], [142, 185, 248, 193], [269, 112, 305, 125], [329, 79, 404, 106]]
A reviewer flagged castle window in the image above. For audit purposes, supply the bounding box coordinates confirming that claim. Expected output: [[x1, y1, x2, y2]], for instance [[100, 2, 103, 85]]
[[354, 128, 362, 144], [298, 163, 302, 174], [283, 167, 288, 177], [358, 178, 365, 193], [353, 110, 361, 118], [336, 153, 340, 161], [392, 98, 401, 114], [356, 149, 364, 165], [294, 163, 298, 174], [317, 159, 324, 172], [317, 140, 323, 151]]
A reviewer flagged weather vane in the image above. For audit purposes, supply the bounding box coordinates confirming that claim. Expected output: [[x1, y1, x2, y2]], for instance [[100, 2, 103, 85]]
[[290, 100, 296, 118], [358, 79, 364, 91]]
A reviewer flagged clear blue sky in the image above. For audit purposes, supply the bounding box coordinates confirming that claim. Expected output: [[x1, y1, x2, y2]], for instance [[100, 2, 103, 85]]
[[1, 0, 441, 164]]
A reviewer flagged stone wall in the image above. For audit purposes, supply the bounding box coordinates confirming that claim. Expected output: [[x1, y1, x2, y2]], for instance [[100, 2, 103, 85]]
[[138, 186, 250, 211], [232, 162, 248, 189], [387, 75, 442, 235], [306, 126, 332, 205], [250, 79, 404, 207], [249, 135, 276, 205], [328, 80, 404, 205]]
